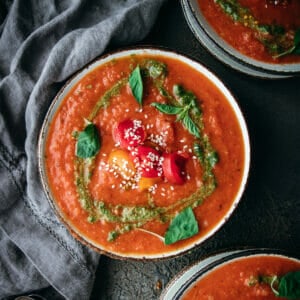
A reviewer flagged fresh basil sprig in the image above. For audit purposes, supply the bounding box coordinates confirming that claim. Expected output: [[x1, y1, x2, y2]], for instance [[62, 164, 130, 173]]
[[129, 65, 143, 105], [249, 271, 300, 299], [151, 85, 201, 138], [76, 123, 101, 158], [164, 207, 199, 245], [270, 271, 300, 299]]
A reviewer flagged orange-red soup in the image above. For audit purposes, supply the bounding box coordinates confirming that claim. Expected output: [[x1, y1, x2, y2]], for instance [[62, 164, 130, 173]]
[[45, 54, 245, 256], [183, 255, 300, 300], [198, 0, 300, 63]]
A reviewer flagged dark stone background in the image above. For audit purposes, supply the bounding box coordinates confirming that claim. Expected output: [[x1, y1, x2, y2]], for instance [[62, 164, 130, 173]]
[[10, 0, 300, 299]]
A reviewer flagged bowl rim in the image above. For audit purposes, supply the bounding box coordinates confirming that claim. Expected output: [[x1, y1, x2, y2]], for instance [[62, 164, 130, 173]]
[[37, 46, 251, 260], [160, 247, 300, 299], [181, 0, 300, 78]]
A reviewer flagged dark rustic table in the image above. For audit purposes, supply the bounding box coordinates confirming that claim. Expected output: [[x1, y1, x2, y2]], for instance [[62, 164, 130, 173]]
[[15, 1, 300, 299]]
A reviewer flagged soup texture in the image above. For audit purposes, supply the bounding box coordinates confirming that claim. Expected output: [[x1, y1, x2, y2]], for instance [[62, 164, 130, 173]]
[[198, 0, 300, 63], [45, 54, 245, 256], [183, 255, 300, 299]]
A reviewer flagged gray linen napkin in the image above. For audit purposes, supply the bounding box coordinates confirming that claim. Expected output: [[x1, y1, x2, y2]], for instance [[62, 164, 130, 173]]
[[0, 0, 165, 298]]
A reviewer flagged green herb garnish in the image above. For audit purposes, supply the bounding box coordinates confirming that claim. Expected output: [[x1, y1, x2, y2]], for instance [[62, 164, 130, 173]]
[[215, 0, 300, 58], [129, 65, 143, 105], [274, 29, 300, 58], [249, 271, 300, 299], [145, 59, 167, 79], [164, 207, 199, 245], [194, 142, 219, 169], [271, 271, 300, 299], [151, 85, 201, 138], [76, 123, 101, 158], [149, 103, 183, 115]]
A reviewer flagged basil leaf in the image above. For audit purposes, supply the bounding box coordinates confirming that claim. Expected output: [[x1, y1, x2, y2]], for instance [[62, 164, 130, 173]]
[[129, 66, 143, 105], [182, 114, 200, 138], [164, 207, 199, 245], [278, 271, 300, 299], [76, 123, 101, 158], [151, 102, 183, 115]]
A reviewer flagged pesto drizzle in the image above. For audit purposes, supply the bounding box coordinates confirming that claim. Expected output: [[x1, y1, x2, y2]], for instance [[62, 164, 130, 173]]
[[74, 59, 218, 241], [215, 0, 300, 58]]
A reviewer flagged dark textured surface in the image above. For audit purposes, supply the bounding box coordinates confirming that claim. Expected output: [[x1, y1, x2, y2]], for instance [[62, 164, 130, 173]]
[[11, 0, 300, 299], [91, 1, 300, 299]]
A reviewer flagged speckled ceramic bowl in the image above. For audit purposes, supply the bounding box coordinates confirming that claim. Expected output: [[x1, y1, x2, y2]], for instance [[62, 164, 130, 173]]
[[181, 0, 300, 78], [38, 47, 250, 259], [161, 248, 300, 299]]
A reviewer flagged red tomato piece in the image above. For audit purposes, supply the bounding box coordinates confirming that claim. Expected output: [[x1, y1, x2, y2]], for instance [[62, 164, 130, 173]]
[[162, 153, 187, 184], [113, 119, 146, 149], [133, 145, 163, 178]]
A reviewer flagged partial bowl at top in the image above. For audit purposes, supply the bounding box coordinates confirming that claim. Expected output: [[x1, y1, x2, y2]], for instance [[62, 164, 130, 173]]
[[38, 47, 250, 260], [181, 0, 300, 78]]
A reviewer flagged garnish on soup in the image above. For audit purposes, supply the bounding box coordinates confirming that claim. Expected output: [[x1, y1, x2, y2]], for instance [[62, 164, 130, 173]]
[[198, 0, 300, 62]]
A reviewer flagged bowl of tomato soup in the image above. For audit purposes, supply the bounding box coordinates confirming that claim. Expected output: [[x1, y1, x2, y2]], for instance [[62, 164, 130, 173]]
[[38, 48, 250, 259], [181, 0, 300, 78], [161, 249, 300, 299]]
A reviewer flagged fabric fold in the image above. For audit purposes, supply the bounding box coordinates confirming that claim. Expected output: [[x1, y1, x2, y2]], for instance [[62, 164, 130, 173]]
[[0, 0, 165, 298]]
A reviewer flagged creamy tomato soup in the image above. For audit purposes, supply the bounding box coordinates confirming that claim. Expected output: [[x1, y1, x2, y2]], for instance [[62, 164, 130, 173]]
[[198, 0, 300, 63], [44, 52, 246, 256], [182, 255, 300, 299]]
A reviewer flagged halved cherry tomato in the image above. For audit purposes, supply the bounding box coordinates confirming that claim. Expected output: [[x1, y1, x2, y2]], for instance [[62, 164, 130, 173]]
[[133, 145, 163, 178], [162, 153, 187, 184], [113, 119, 146, 149]]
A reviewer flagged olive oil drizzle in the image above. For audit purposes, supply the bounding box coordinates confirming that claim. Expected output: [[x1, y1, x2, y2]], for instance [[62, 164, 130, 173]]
[[74, 59, 218, 241]]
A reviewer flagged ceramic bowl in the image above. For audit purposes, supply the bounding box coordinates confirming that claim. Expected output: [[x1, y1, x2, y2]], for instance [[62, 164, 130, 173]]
[[161, 248, 300, 299], [181, 0, 300, 78], [38, 47, 250, 259]]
